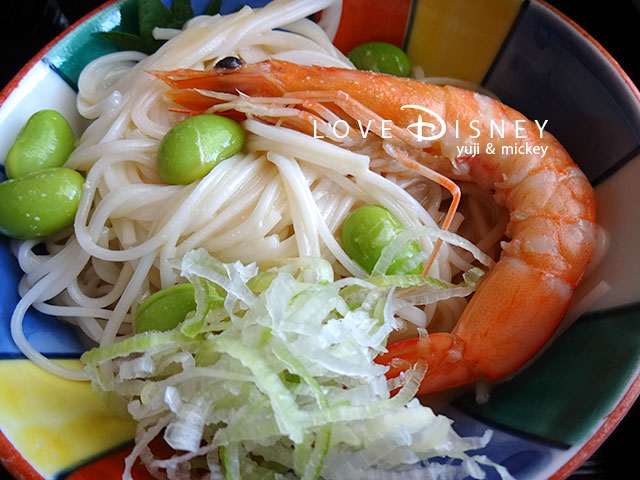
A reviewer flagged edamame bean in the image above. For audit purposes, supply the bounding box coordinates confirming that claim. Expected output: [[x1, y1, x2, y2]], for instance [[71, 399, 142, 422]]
[[5, 110, 75, 179], [341, 205, 421, 275], [135, 281, 228, 333], [0, 167, 84, 239], [135, 284, 197, 333], [347, 41, 412, 77], [157, 114, 245, 185]]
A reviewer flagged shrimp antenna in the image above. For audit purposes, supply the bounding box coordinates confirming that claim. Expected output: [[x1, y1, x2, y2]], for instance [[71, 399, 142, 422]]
[[383, 143, 461, 276]]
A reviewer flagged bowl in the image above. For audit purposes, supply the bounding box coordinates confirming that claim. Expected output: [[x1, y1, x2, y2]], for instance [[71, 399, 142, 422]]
[[1, 0, 639, 479]]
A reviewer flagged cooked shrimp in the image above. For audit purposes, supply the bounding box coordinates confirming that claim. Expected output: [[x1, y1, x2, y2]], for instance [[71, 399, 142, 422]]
[[151, 59, 597, 395]]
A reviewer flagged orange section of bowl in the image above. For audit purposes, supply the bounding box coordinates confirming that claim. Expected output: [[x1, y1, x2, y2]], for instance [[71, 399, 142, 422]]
[[0, 428, 43, 480], [406, 0, 523, 82], [66, 435, 175, 479], [331, 0, 413, 53], [64, 445, 152, 480], [0, 359, 135, 477]]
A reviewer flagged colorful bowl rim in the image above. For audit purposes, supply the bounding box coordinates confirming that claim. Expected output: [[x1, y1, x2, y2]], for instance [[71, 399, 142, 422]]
[[1, 1, 639, 479]]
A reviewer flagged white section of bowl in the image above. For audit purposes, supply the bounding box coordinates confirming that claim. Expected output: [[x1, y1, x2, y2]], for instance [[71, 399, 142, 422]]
[[0, 61, 90, 164], [575, 154, 640, 312]]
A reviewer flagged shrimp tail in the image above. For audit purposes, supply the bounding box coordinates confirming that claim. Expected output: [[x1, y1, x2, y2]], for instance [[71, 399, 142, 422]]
[[377, 257, 573, 395], [378, 333, 486, 394]]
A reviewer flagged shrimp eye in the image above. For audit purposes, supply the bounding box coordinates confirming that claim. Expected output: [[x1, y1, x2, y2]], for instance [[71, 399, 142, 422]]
[[215, 56, 244, 70]]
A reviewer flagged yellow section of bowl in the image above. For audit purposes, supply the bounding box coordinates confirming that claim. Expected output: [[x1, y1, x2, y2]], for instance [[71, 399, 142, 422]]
[[0, 359, 135, 477], [406, 0, 523, 82]]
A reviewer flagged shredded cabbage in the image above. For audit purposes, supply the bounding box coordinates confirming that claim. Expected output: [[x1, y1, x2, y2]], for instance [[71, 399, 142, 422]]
[[81, 249, 512, 480]]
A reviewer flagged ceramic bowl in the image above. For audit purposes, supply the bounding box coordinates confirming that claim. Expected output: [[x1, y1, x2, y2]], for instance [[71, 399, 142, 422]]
[[1, 1, 639, 479]]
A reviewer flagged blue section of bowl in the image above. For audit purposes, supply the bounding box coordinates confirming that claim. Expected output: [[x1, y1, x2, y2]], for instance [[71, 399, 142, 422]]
[[483, 0, 640, 184], [444, 407, 562, 480], [0, 236, 86, 357]]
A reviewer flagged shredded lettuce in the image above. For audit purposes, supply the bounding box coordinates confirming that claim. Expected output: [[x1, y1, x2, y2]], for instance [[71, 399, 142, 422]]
[[82, 249, 512, 480], [372, 226, 495, 278]]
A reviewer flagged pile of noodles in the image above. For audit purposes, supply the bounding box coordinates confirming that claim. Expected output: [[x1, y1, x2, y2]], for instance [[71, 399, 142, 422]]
[[9, 0, 506, 382]]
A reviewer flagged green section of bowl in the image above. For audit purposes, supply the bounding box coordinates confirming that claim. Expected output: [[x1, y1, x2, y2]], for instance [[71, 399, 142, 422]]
[[44, 0, 137, 88], [457, 303, 640, 446]]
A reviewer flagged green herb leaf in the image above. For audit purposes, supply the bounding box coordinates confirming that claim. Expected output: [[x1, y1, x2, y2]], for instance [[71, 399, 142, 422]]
[[206, 0, 222, 15], [98, 31, 150, 53], [100, 0, 227, 55], [138, 0, 173, 44], [170, 0, 195, 27]]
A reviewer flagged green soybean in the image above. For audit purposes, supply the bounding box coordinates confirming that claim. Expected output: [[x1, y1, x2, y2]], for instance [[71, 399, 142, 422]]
[[135, 284, 197, 333], [6, 110, 75, 179], [341, 205, 421, 275], [0, 167, 84, 239], [347, 41, 412, 77], [157, 114, 245, 185]]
